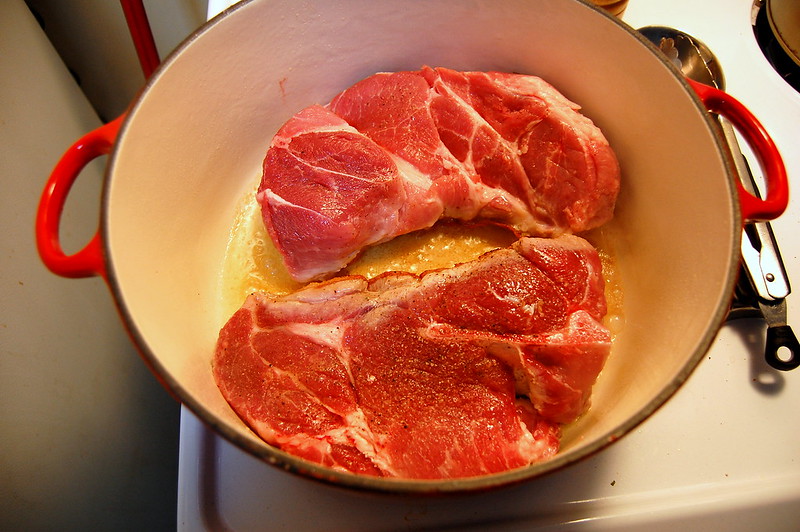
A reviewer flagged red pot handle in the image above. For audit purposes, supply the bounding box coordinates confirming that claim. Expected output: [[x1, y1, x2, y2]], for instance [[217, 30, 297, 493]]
[[687, 78, 789, 222], [36, 115, 125, 280]]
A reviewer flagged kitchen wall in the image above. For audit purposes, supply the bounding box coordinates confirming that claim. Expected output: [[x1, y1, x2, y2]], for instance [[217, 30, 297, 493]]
[[2, 2, 208, 530], [24, 0, 208, 120]]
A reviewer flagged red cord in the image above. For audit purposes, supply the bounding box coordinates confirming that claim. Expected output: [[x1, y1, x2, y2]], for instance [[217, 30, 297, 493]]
[[119, 0, 160, 78]]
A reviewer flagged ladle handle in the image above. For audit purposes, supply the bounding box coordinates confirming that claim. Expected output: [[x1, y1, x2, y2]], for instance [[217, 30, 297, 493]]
[[36, 115, 124, 280], [687, 79, 788, 222]]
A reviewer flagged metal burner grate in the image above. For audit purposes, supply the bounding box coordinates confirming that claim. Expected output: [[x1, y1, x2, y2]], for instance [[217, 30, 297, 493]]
[[752, 0, 800, 92]]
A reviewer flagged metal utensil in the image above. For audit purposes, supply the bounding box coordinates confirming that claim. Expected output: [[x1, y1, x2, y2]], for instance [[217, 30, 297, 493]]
[[639, 25, 799, 371]]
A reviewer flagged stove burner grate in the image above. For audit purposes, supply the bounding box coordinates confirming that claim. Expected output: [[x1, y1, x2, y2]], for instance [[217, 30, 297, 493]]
[[753, 1, 800, 93]]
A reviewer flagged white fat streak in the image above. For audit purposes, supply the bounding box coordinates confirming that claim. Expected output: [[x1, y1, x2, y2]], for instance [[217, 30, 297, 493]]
[[265, 134, 416, 245], [435, 417, 546, 476], [282, 321, 347, 351], [270, 129, 391, 191], [259, 183, 400, 262], [438, 434, 466, 477], [256, 315, 357, 383], [335, 410, 398, 475], [260, 185, 405, 258], [253, 309, 396, 463], [514, 417, 554, 462], [390, 152, 434, 191], [258, 188, 326, 217], [427, 77, 550, 230], [253, 400, 397, 476], [250, 419, 283, 446], [246, 321, 397, 474], [486, 286, 539, 315], [438, 426, 498, 477], [527, 236, 603, 306], [271, 118, 362, 150], [287, 278, 368, 304], [432, 76, 524, 171]]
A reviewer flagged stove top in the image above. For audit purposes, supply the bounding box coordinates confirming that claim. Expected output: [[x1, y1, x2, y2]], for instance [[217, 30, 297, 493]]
[[178, 1, 800, 529]]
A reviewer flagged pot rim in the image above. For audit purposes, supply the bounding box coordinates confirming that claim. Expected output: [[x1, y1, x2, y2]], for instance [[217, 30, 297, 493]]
[[99, 0, 742, 494]]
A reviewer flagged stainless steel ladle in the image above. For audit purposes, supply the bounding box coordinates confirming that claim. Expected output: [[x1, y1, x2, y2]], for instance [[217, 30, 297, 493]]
[[639, 25, 799, 371]]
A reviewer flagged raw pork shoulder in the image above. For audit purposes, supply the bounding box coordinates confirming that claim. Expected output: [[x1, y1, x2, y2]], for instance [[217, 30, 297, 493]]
[[258, 67, 621, 282], [213, 235, 611, 479]]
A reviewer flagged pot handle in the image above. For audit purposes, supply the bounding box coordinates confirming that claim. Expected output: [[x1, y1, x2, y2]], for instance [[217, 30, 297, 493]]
[[36, 115, 124, 280], [687, 79, 789, 222]]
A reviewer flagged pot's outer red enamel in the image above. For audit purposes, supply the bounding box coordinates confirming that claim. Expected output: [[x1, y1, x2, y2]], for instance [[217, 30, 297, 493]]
[[36, 0, 789, 493]]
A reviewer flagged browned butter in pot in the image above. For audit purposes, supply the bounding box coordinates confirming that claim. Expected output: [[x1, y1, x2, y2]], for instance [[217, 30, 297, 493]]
[[220, 184, 623, 333]]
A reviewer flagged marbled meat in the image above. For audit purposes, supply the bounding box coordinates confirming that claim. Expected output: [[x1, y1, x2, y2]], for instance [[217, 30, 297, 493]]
[[213, 235, 611, 479], [258, 66, 621, 282]]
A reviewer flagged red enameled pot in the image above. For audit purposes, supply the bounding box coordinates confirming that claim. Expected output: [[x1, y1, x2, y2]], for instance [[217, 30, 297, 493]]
[[36, 0, 787, 493]]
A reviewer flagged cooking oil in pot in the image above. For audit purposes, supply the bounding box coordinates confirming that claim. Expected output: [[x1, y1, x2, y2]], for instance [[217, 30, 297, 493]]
[[219, 182, 624, 333]]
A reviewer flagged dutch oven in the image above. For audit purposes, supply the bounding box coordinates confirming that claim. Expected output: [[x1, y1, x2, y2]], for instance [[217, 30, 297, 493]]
[[36, 0, 788, 493]]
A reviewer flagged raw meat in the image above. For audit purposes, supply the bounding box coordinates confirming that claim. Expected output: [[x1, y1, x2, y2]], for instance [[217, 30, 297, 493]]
[[258, 66, 620, 282], [213, 235, 611, 479]]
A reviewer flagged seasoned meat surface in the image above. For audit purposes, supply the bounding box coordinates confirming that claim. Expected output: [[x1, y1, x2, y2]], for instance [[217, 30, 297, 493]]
[[258, 67, 620, 282], [213, 236, 611, 479]]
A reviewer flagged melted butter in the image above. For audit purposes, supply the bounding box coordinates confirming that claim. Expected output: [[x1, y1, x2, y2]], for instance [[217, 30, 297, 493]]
[[582, 226, 626, 335], [220, 181, 624, 333], [343, 222, 518, 278], [219, 185, 301, 319]]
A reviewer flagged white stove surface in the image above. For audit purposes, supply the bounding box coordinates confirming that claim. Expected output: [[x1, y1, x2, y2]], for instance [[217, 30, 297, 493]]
[[178, 1, 800, 529]]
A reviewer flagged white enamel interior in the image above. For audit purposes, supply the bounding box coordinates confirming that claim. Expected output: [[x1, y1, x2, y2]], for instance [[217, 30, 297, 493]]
[[103, 0, 738, 492]]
